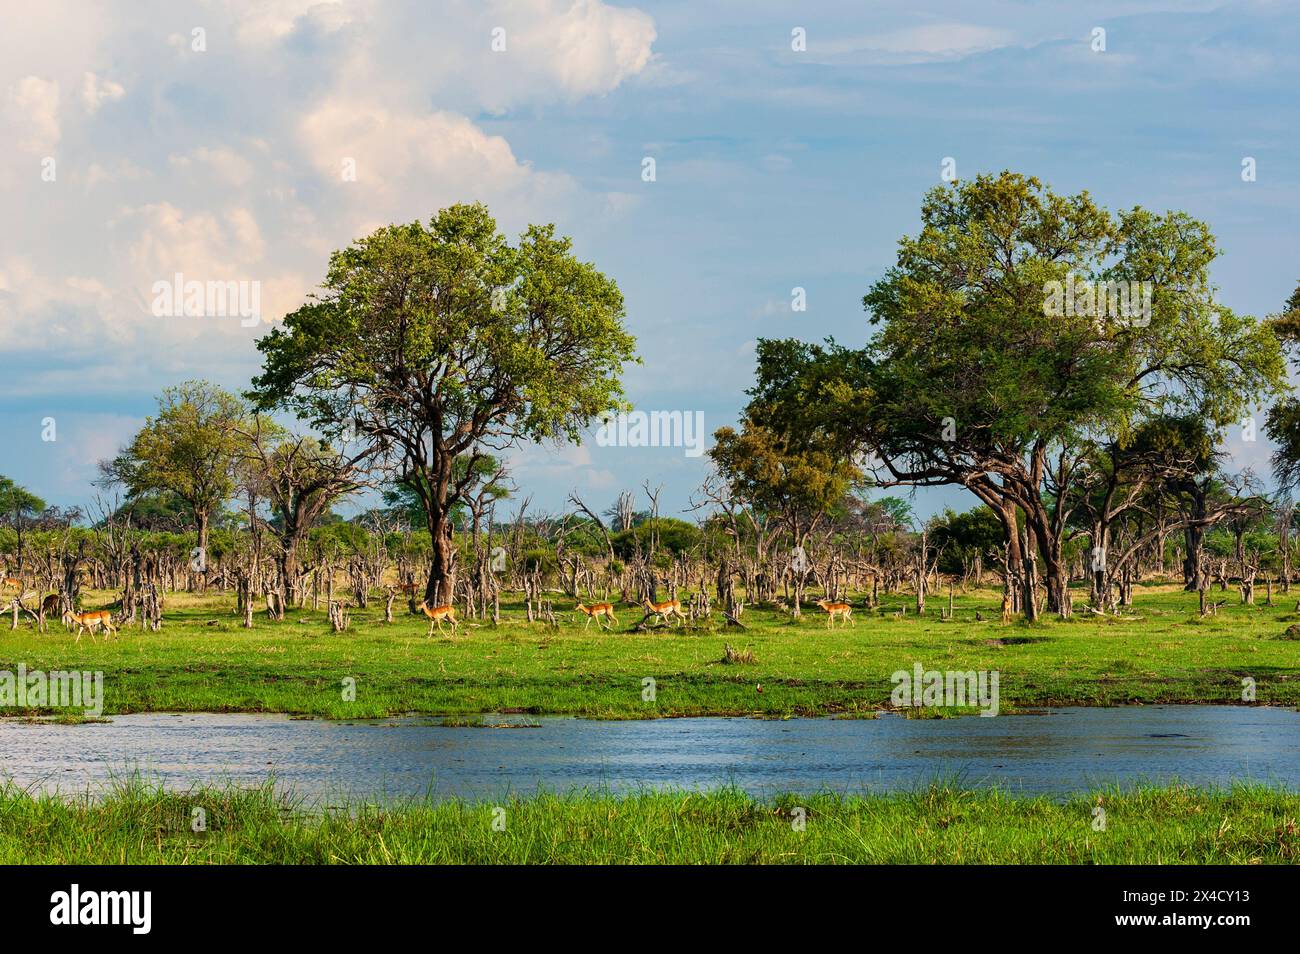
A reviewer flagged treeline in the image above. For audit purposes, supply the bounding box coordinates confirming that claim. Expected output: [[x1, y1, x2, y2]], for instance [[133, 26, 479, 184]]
[[5, 177, 1300, 627]]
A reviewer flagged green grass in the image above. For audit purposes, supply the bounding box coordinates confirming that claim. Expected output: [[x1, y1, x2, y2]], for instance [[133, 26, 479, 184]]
[[2, 583, 1298, 719], [3, 780, 1298, 864]]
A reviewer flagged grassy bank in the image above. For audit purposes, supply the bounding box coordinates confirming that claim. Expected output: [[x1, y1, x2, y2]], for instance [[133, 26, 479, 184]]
[[2, 584, 1298, 719], [3, 781, 1298, 864]]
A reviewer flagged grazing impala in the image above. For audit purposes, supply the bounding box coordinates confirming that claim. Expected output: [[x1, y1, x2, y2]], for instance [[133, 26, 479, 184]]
[[63, 609, 117, 643], [575, 602, 618, 630], [641, 596, 687, 627], [815, 598, 853, 627], [416, 601, 458, 635], [40, 593, 61, 632]]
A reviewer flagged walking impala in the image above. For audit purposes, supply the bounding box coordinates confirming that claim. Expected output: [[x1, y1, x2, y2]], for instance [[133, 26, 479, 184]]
[[574, 601, 618, 630], [416, 601, 458, 635], [63, 609, 117, 643], [641, 596, 687, 627], [814, 598, 853, 627]]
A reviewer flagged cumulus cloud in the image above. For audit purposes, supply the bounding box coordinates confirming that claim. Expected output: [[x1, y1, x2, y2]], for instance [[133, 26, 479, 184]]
[[299, 100, 575, 226], [513, 0, 657, 99], [0, 0, 657, 399]]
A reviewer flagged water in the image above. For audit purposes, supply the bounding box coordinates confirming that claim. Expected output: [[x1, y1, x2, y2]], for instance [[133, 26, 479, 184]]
[[2, 706, 1297, 803]]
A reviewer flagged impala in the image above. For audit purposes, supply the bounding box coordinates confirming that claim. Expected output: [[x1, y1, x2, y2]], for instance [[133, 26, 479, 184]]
[[641, 596, 687, 627], [36, 593, 61, 634], [416, 601, 458, 635], [815, 598, 853, 627], [64, 609, 117, 643], [1, 576, 23, 590], [575, 602, 618, 630]]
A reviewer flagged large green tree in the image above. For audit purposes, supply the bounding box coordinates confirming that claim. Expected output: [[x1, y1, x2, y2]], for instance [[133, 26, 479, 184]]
[[752, 172, 1285, 618], [0, 475, 46, 574], [102, 380, 247, 579], [249, 203, 637, 604]]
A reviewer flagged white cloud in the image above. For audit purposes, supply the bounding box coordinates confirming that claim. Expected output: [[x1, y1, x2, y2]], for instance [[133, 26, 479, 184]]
[[79, 71, 124, 113], [221, 0, 359, 47], [812, 23, 1013, 64], [516, 0, 657, 99], [5, 75, 60, 152], [0, 0, 657, 402], [299, 99, 575, 226]]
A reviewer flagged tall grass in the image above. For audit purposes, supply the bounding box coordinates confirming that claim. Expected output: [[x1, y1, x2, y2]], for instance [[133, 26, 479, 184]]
[[2, 780, 1297, 864]]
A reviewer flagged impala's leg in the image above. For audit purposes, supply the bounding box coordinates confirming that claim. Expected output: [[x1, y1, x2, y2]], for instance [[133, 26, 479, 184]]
[[584, 614, 592, 630]]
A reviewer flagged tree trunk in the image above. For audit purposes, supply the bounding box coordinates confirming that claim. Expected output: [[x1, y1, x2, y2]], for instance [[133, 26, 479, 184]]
[[425, 511, 456, 605], [195, 511, 210, 593]]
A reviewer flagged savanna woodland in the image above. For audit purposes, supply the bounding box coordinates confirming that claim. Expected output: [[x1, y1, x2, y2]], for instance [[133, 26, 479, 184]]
[[5, 178, 1300, 725]]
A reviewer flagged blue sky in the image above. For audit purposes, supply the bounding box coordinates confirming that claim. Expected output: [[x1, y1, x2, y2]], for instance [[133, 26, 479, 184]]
[[1, 0, 1297, 523]]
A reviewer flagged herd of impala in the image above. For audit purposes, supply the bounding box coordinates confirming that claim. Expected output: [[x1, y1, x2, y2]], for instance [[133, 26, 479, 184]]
[[572, 596, 852, 632], [3, 574, 854, 642], [416, 593, 853, 635]]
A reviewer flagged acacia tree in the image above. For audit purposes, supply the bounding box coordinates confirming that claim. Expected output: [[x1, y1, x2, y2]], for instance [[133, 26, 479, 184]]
[[249, 203, 637, 604], [102, 381, 247, 586]]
